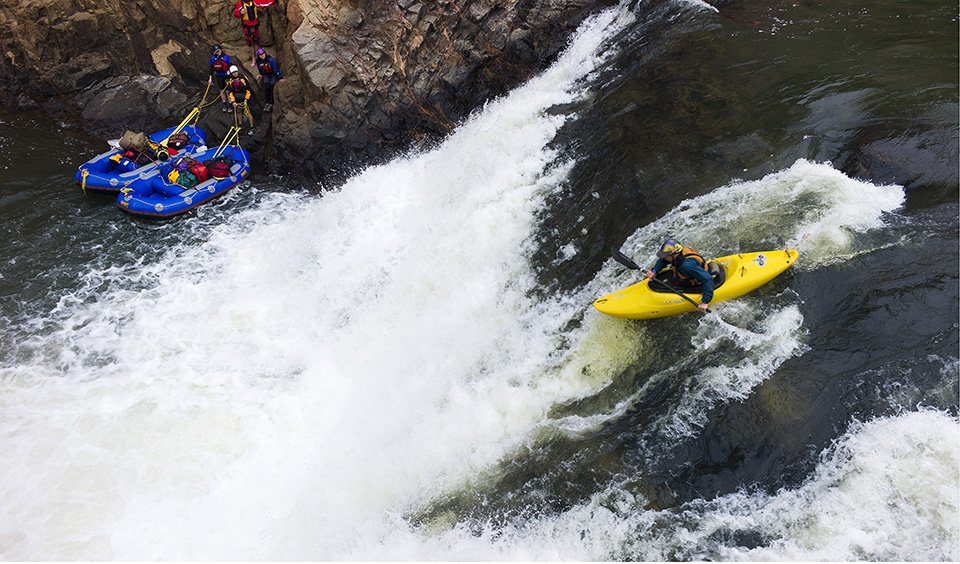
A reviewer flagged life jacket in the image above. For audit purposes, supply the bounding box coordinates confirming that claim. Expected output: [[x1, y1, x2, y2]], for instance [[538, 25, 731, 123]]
[[228, 77, 249, 96], [257, 58, 275, 76], [239, 0, 259, 25], [666, 245, 706, 280], [211, 56, 230, 74]]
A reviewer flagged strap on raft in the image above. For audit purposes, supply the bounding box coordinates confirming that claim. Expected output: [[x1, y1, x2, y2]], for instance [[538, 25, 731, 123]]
[[161, 106, 201, 146], [213, 126, 243, 159], [159, 81, 216, 145]]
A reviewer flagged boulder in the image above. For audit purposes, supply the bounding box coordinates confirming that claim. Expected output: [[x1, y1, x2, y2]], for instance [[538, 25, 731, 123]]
[[77, 75, 191, 131]]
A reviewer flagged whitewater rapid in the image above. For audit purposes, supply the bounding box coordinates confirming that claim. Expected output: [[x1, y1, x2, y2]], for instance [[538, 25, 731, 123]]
[[0, 3, 956, 561]]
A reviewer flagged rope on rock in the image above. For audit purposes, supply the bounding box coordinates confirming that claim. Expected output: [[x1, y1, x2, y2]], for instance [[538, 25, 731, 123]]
[[162, 106, 201, 146], [161, 82, 220, 146]]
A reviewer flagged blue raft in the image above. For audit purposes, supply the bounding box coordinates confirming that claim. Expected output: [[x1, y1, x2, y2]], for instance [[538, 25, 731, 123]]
[[115, 145, 251, 219], [75, 126, 207, 194]]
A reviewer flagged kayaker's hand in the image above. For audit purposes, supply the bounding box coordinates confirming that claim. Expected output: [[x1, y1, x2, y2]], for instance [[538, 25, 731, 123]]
[[645, 270, 655, 279], [698, 303, 710, 312]]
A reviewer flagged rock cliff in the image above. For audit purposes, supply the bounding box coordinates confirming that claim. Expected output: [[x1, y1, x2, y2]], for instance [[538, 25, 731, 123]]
[[0, 0, 613, 182]]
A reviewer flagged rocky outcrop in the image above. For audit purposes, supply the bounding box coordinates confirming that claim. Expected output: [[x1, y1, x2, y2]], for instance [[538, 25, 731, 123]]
[[1, 0, 240, 132], [0, 0, 613, 182]]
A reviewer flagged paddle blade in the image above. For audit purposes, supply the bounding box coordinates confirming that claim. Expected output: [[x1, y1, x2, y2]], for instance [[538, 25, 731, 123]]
[[611, 248, 642, 271]]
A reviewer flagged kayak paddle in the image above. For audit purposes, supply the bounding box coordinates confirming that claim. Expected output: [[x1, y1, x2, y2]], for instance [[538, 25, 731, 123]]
[[611, 248, 711, 314]]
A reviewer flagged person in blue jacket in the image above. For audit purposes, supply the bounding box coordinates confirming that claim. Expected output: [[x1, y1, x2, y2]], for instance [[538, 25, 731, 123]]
[[645, 239, 714, 311], [208, 44, 233, 112], [254, 47, 282, 112]]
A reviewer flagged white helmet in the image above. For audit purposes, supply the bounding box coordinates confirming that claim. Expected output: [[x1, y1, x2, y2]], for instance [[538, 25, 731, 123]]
[[229, 65, 239, 73]]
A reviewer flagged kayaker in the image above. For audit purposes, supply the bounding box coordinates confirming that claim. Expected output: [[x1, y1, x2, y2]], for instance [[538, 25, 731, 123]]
[[645, 239, 714, 311], [254, 47, 282, 112], [208, 44, 233, 113], [226, 65, 256, 135]]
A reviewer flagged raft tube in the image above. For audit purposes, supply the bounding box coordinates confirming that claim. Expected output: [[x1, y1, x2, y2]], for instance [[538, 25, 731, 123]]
[[74, 126, 207, 194], [115, 145, 251, 219]]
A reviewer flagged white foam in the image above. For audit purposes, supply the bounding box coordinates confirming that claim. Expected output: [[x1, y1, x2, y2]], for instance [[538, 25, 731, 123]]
[[667, 409, 960, 562], [657, 300, 808, 438], [371, 410, 959, 561], [0, 6, 941, 563], [0, 9, 630, 560], [678, 0, 720, 13], [576, 159, 908, 444], [618, 158, 906, 268], [567, 161, 907, 444]]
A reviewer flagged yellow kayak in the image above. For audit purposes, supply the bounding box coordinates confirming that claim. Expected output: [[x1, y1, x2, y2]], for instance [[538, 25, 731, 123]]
[[594, 250, 799, 320]]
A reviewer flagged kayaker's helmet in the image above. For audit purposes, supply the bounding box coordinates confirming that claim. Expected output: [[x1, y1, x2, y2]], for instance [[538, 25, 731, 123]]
[[656, 239, 683, 258], [229, 65, 239, 74], [256, 47, 265, 57], [212, 44, 221, 53]]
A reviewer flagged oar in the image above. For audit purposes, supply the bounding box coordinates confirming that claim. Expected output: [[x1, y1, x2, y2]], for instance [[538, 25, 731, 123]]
[[611, 248, 711, 314]]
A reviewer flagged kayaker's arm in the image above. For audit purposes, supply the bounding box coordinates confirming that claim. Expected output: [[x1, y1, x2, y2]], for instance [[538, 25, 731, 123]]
[[679, 259, 714, 304], [647, 257, 668, 278]]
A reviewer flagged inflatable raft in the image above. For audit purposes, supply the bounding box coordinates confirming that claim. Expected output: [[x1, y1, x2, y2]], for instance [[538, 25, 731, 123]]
[[594, 250, 799, 319], [75, 126, 207, 194], [115, 145, 250, 219]]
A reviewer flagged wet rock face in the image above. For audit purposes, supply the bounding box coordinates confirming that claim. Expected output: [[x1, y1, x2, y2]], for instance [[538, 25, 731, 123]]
[[281, 0, 616, 180], [0, 0, 234, 129], [77, 75, 192, 133], [0, 0, 613, 182]]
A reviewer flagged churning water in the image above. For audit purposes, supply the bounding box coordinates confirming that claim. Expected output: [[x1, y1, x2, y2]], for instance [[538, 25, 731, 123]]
[[0, 0, 957, 560]]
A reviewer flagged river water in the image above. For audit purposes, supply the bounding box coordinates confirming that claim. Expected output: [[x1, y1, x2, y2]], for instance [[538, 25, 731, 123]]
[[0, 0, 957, 560]]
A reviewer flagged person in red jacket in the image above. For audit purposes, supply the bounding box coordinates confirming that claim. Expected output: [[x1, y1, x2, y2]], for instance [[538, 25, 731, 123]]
[[207, 44, 233, 112], [233, 0, 260, 46]]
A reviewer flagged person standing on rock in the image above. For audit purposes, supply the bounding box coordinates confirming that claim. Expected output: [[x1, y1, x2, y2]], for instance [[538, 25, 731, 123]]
[[233, 0, 261, 48], [207, 44, 233, 112], [254, 47, 282, 112], [226, 65, 255, 135]]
